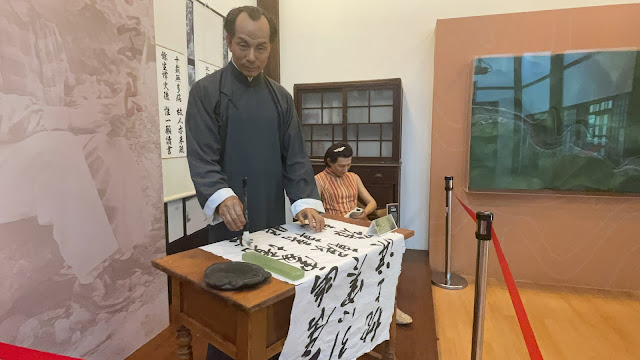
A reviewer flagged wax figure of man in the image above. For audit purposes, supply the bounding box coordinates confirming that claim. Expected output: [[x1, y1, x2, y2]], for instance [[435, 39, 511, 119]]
[[186, 6, 325, 241], [315, 142, 414, 325], [185, 6, 326, 360]]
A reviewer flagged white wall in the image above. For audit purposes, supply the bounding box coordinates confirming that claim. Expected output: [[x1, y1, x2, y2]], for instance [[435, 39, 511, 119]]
[[279, 0, 638, 250], [199, 0, 256, 17]]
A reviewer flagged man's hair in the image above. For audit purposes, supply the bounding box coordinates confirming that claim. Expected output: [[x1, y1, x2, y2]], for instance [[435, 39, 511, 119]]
[[324, 142, 353, 166], [224, 6, 278, 43]]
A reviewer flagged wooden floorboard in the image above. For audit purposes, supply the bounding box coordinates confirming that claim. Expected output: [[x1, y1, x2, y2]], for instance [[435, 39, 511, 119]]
[[127, 249, 438, 360], [396, 250, 439, 360], [434, 277, 640, 359]]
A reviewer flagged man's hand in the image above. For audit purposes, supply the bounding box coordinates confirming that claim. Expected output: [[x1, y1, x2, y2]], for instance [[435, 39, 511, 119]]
[[69, 99, 111, 134], [296, 208, 325, 232], [218, 196, 246, 232]]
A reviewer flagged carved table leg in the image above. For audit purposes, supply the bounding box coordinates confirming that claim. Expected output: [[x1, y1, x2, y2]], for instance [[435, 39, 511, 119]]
[[176, 325, 193, 360], [382, 303, 397, 360]]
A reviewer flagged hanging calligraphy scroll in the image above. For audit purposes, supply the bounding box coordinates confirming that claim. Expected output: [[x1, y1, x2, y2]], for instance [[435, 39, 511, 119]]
[[155, 45, 189, 158], [196, 59, 220, 82]]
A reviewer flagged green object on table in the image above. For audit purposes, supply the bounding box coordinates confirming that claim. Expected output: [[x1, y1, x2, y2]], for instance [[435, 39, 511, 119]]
[[241, 251, 305, 281]]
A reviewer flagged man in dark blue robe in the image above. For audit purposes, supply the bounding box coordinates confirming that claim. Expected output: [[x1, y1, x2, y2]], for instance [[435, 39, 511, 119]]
[[186, 6, 325, 241]]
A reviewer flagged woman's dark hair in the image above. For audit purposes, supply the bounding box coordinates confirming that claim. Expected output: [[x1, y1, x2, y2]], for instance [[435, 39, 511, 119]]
[[324, 142, 353, 166], [224, 6, 278, 43]]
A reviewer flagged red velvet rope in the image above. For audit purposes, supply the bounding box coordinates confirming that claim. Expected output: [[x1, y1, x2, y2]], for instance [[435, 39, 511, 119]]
[[0, 342, 82, 360], [456, 197, 544, 360]]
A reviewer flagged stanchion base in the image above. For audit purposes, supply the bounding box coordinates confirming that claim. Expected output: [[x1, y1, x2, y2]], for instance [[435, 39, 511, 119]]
[[431, 271, 468, 290]]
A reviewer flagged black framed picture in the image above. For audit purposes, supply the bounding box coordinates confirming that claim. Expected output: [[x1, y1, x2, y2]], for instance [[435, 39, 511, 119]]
[[386, 203, 399, 226]]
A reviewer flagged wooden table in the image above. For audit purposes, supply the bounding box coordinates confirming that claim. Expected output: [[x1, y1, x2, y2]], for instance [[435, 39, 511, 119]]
[[152, 214, 414, 360]]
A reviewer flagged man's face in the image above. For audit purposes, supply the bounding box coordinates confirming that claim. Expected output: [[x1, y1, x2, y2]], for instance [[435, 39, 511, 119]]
[[226, 12, 271, 78], [328, 157, 352, 177]]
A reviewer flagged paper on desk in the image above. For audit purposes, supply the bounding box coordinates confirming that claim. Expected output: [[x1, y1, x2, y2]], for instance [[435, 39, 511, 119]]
[[199, 218, 406, 360]]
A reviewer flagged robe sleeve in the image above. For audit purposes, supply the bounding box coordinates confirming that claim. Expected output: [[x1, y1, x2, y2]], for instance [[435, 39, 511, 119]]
[[185, 81, 231, 210], [280, 91, 325, 215], [0, 93, 72, 142]]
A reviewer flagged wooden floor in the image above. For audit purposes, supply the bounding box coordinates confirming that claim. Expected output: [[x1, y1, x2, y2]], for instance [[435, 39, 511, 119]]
[[396, 250, 439, 360], [127, 249, 439, 360], [434, 278, 640, 359]]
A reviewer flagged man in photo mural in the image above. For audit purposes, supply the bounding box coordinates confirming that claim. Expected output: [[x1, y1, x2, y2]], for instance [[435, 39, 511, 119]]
[[185, 6, 325, 359], [315, 142, 414, 325], [0, 0, 148, 313]]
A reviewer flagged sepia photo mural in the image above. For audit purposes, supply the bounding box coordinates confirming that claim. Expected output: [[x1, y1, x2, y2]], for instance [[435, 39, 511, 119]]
[[0, 0, 168, 358]]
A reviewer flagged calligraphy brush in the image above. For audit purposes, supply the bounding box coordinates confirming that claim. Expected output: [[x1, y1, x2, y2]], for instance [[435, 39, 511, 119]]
[[242, 177, 252, 247]]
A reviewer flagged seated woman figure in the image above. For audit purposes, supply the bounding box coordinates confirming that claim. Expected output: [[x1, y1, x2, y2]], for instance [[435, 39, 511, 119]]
[[315, 142, 413, 325]]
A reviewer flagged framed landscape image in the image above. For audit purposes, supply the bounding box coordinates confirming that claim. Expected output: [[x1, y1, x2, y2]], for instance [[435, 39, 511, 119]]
[[469, 50, 640, 193]]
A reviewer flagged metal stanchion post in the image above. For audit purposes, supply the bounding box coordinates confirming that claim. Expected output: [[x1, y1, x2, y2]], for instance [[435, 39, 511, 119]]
[[432, 176, 468, 290], [471, 211, 493, 360]]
